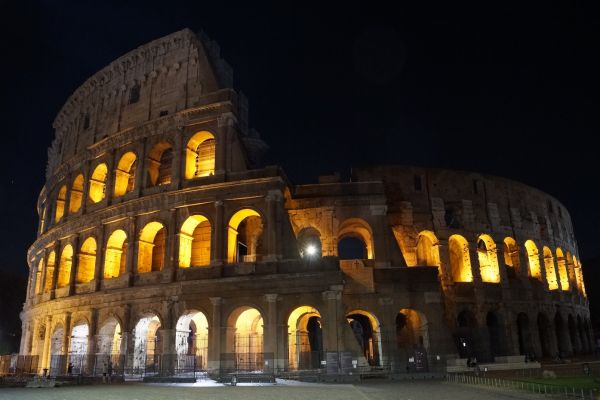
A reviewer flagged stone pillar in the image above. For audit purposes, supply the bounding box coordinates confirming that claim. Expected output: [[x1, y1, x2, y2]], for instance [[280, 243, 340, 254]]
[[377, 297, 396, 369], [62, 174, 72, 221], [370, 205, 393, 267], [164, 208, 178, 282], [86, 309, 98, 374], [172, 132, 184, 189], [39, 248, 49, 299], [41, 315, 52, 373], [208, 297, 222, 372], [437, 240, 453, 289], [215, 114, 235, 175], [104, 149, 117, 206], [264, 294, 284, 372], [80, 161, 91, 215], [125, 216, 137, 286], [517, 244, 533, 290], [50, 242, 61, 299], [264, 190, 283, 262], [68, 236, 80, 296], [93, 225, 106, 291], [211, 201, 225, 266], [496, 246, 510, 290], [134, 138, 147, 196], [468, 244, 483, 286], [322, 286, 343, 354]]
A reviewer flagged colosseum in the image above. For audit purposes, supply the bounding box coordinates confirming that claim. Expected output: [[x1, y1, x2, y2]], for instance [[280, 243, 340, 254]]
[[19, 28, 592, 379]]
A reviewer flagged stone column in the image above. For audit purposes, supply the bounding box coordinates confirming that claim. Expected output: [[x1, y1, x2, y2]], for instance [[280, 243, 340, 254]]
[[134, 138, 147, 196], [207, 297, 222, 373], [80, 161, 91, 215], [68, 236, 80, 296], [172, 132, 184, 189], [164, 208, 178, 282], [496, 246, 510, 290], [86, 309, 98, 374], [518, 244, 533, 290], [322, 286, 343, 354], [61, 313, 72, 375], [370, 205, 392, 267], [93, 225, 106, 291], [104, 149, 117, 206], [50, 242, 61, 300], [125, 216, 137, 286], [41, 315, 53, 373], [211, 201, 225, 266], [215, 113, 235, 175], [39, 248, 49, 299], [263, 294, 283, 372], [437, 239, 453, 289], [264, 190, 283, 262], [377, 297, 396, 369], [62, 174, 72, 221]]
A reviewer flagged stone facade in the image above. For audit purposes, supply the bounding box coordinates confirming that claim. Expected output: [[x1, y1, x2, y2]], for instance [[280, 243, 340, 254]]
[[20, 29, 591, 376]]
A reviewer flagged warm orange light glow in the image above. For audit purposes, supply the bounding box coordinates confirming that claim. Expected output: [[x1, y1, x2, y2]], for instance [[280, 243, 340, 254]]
[[179, 215, 211, 268], [397, 308, 430, 350], [287, 306, 321, 369], [543, 247, 558, 290], [503, 237, 519, 269], [57, 244, 73, 288], [556, 248, 569, 291], [35, 258, 43, 295], [54, 185, 67, 222], [574, 257, 586, 296], [227, 209, 262, 263], [416, 231, 440, 269], [524, 240, 541, 280], [137, 221, 165, 273], [113, 152, 137, 197], [449, 234, 472, 282], [104, 230, 127, 279], [338, 218, 374, 259], [77, 237, 96, 283], [477, 234, 500, 283], [69, 174, 84, 213], [89, 163, 108, 203], [147, 142, 173, 186], [44, 251, 56, 292], [185, 131, 215, 179]]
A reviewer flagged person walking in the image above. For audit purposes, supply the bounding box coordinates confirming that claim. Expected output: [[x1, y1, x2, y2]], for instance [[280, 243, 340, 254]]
[[102, 362, 108, 383]]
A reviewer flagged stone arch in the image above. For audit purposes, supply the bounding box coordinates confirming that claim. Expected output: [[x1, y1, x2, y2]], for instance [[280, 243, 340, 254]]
[[477, 234, 500, 283], [574, 257, 586, 296], [50, 323, 65, 356], [89, 163, 108, 203], [486, 310, 506, 359], [556, 248, 569, 291], [516, 313, 533, 356], [113, 151, 137, 197], [566, 251, 576, 290], [147, 141, 173, 187], [537, 312, 553, 357], [175, 310, 209, 370], [133, 313, 162, 371], [524, 240, 541, 280], [449, 235, 472, 282], [97, 316, 122, 355], [454, 309, 479, 359], [225, 306, 265, 371], [567, 314, 580, 354], [416, 231, 440, 269], [54, 185, 67, 222], [77, 237, 96, 283], [137, 221, 166, 273], [104, 229, 127, 279], [346, 309, 382, 366], [69, 174, 84, 213], [44, 251, 56, 292], [35, 258, 43, 295], [577, 315, 589, 354], [503, 237, 519, 276], [227, 208, 264, 263], [554, 312, 569, 357], [396, 308, 430, 370], [297, 227, 322, 259], [287, 305, 323, 370], [543, 247, 559, 290], [185, 130, 216, 179], [337, 218, 374, 259], [69, 320, 89, 357], [57, 244, 73, 288], [179, 215, 211, 268]]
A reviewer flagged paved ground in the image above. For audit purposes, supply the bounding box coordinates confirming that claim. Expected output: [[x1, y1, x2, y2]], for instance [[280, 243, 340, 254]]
[[0, 380, 543, 400]]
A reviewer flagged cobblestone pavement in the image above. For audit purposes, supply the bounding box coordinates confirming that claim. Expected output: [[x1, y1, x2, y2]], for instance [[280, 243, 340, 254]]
[[0, 380, 543, 400]]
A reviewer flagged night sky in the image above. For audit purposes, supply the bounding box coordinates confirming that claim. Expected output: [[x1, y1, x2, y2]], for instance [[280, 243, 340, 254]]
[[1, 1, 599, 278]]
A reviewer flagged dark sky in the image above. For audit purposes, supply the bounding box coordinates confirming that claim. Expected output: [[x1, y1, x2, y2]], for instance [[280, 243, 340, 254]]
[[1, 1, 599, 276]]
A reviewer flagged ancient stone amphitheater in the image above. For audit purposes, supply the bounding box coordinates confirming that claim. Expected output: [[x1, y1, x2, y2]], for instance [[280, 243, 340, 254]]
[[19, 29, 591, 378]]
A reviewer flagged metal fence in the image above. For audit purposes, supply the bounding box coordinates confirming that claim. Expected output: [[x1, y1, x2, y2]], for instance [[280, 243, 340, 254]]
[[0, 355, 39, 376], [447, 373, 599, 400]]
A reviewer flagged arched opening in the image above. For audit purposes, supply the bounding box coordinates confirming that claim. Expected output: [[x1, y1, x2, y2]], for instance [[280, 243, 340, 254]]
[[57, 245, 73, 288], [449, 235, 472, 282], [568, 314, 580, 354], [338, 218, 374, 259], [77, 237, 96, 284], [179, 215, 211, 268], [35, 258, 43, 295], [396, 309, 429, 372], [227, 209, 264, 263], [54, 185, 67, 222], [346, 310, 381, 366], [89, 163, 108, 203], [503, 237, 519, 278], [455, 310, 478, 359], [49, 325, 65, 375], [137, 222, 166, 273], [566, 252, 576, 290], [555, 312, 569, 357], [516, 313, 533, 357], [477, 235, 500, 283], [113, 152, 137, 197], [97, 317, 122, 373], [537, 313, 553, 358], [133, 314, 162, 372], [44, 251, 56, 292], [147, 142, 173, 187], [556, 248, 569, 291], [416, 231, 440, 268], [297, 227, 322, 259], [287, 306, 323, 370], [227, 307, 264, 371], [543, 247, 559, 290], [68, 321, 89, 375], [69, 174, 84, 213], [577, 316, 589, 354], [185, 131, 216, 179], [524, 240, 541, 280], [486, 311, 505, 359], [574, 257, 587, 296], [103, 230, 127, 279], [176, 311, 209, 372]]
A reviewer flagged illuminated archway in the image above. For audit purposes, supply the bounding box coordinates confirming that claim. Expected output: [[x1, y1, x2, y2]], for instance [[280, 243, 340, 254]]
[[77, 237, 96, 284], [68, 321, 89, 374], [287, 306, 323, 370], [227, 209, 263, 263], [297, 227, 322, 259], [346, 309, 382, 366], [416, 231, 440, 268], [35, 258, 43, 295], [54, 185, 67, 222], [543, 247, 558, 290], [566, 252, 576, 290], [44, 251, 56, 292], [449, 235, 472, 282], [455, 310, 478, 359], [89, 163, 108, 203], [113, 152, 137, 197], [338, 218, 374, 259], [503, 237, 519, 276], [57, 245, 73, 288], [133, 314, 161, 371], [103, 230, 127, 279], [477, 235, 500, 283], [137, 222, 166, 273], [97, 317, 122, 356], [226, 307, 264, 371], [69, 174, 84, 213], [175, 311, 209, 370], [185, 131, 216, 179], [556, 248, 569, 291], [524, 240, 541, 280], [179, 215, 211, 268], [516, 313, 533, 356], [49, 324, 65, 375], [574, 257, 586, 296], [537, 312, 553, 357], [147, 142, 173, 187]]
